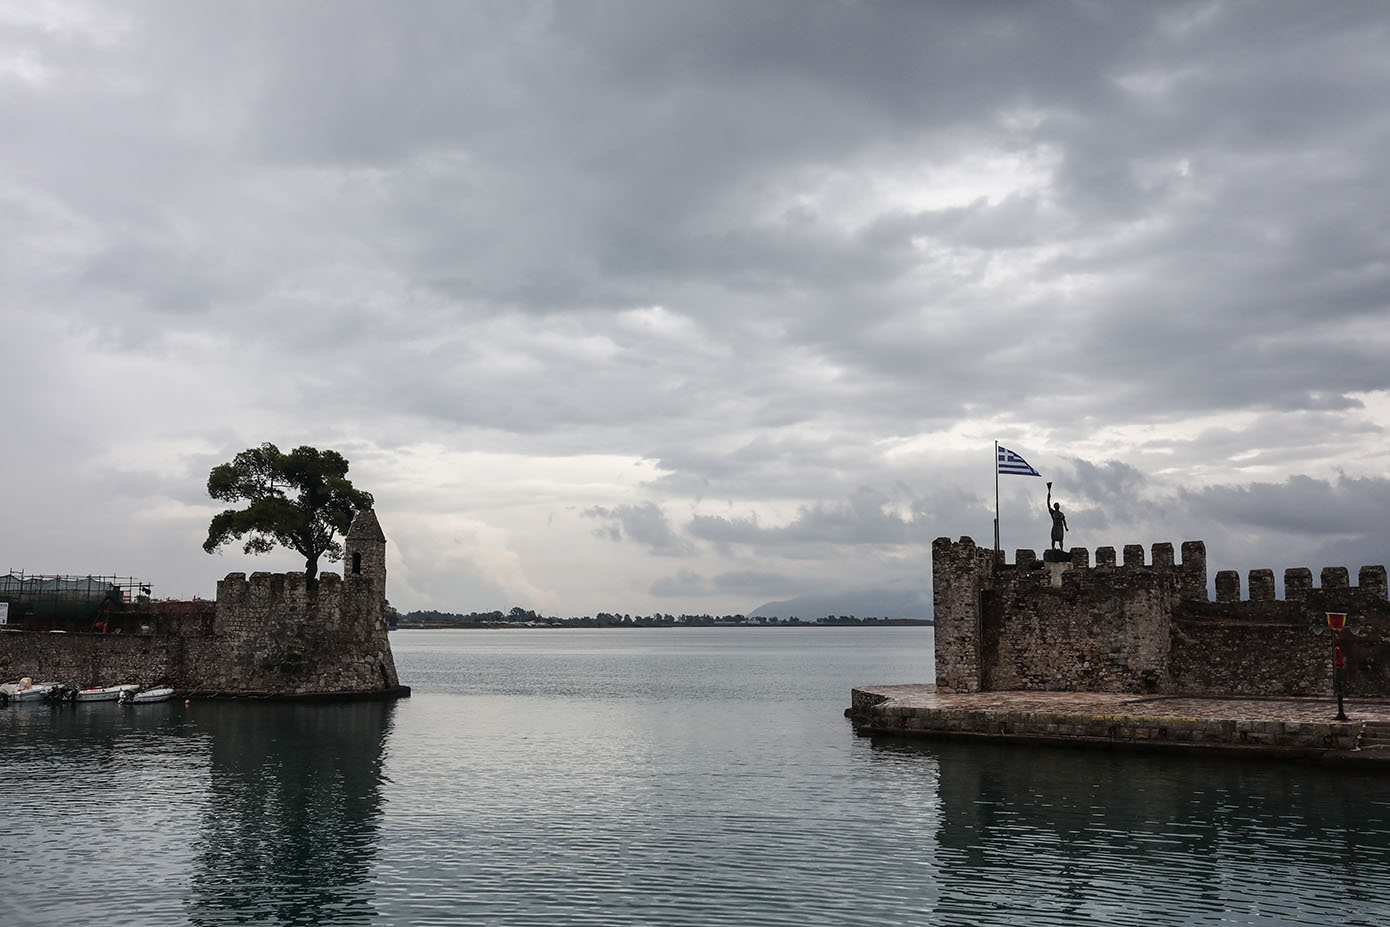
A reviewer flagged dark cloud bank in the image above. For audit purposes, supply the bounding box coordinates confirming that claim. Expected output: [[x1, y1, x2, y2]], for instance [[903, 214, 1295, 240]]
[[1, 2, 1387, 615]]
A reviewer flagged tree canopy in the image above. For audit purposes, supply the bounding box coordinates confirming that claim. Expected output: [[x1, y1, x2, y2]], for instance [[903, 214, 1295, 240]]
[[203, 443, 374, 581]]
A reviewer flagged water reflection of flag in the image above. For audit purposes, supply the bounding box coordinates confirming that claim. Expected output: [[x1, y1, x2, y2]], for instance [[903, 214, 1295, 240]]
[[997, 446, 1041, 477]]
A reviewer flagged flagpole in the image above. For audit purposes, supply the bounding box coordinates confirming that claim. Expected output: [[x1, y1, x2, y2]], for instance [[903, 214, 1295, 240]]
[[993, 441, 1000, 559]]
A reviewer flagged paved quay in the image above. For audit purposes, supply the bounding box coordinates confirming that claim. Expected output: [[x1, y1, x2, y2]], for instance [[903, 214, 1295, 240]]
[[849, 684, 1390, 766]]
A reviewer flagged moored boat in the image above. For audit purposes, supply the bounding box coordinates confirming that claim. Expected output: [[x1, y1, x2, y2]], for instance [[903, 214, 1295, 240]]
[[121, 686, 174, 704], [76, 684, 141, 702], [1, 678, 56, 702]]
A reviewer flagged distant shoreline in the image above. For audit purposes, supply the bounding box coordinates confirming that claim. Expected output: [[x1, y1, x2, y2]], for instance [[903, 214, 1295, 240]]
[[393, 619, 932, 630]]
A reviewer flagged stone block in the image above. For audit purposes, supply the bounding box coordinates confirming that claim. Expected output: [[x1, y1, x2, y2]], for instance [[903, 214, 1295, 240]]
[[1044, 560, 1071, 587], [1359, 565, 1388, 601], [1285, 568, 1313, 601], [1180, 541, 1208, 601], [1248, 569, 1275, 601], [1321, 567, 1350, 590], [1215, 570, 1240, 603]]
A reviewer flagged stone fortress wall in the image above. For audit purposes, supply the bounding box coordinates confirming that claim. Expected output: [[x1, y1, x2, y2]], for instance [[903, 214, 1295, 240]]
[[0, 510, 402, 698], [933, 536, 1390, 698]]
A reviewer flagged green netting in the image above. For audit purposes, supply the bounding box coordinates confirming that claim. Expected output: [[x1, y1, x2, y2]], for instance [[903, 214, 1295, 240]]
[[0, 573, 149, 621]]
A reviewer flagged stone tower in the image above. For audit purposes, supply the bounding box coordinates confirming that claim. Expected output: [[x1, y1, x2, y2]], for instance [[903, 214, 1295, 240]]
[[341, 507, 401, 692], [345, 508, 387, 605]]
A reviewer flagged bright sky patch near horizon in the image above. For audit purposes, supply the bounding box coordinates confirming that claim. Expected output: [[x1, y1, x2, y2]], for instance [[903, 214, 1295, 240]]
[[3, 1, 1388, 617]]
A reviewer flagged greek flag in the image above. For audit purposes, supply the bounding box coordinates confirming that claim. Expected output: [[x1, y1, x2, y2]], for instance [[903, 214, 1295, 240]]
[[997, 446, 1041, 477]]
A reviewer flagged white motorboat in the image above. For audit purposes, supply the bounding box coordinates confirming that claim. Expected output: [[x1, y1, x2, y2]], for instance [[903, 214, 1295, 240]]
[[76, 684, 140, 702], [1, 678, 55, 702], [122, 686, 174, 704]]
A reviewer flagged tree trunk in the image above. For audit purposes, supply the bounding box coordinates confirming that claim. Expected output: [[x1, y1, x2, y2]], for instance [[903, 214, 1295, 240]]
[[305, 556, 318, 589]]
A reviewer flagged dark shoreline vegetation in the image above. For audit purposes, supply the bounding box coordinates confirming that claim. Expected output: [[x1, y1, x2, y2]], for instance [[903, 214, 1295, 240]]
[[391, 608, 931, 630]]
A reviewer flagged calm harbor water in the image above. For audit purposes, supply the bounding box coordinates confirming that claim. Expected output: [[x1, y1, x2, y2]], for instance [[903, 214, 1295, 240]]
[[3, 627, 1390, 926]]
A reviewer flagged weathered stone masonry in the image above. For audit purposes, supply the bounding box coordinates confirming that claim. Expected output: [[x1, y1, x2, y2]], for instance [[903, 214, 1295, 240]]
[[0, 510, 403, 698], [933, 536, 1390, 698]]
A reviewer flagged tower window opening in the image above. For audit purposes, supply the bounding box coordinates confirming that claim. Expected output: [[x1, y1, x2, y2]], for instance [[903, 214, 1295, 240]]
[[352, 552, 362, 574]]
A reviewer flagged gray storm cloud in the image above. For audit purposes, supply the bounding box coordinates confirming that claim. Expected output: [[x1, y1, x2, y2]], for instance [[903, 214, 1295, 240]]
[[1, 1, 1387, 615]]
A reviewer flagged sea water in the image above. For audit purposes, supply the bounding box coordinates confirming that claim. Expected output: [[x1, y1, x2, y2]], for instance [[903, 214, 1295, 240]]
[[2, 627, 1389, 926]]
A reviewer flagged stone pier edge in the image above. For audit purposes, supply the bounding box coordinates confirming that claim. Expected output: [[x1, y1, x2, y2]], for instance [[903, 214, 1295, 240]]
[[849, 685, 1390, 767], [177, 685, 412, 702]]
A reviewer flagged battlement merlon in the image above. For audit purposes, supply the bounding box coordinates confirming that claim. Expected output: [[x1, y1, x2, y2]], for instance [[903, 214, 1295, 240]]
[[933, 537, 1388, 607], [934, 537, 1208, 599], [215, 570, 341, 601], [955, 539, 1204, 573], [1217, 564, 1388, 603], [1361, 565, 1389, 600]]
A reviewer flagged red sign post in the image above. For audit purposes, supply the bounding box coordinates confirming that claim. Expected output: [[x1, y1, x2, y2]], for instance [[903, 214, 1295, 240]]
[[1327, 612, 1348, 721]]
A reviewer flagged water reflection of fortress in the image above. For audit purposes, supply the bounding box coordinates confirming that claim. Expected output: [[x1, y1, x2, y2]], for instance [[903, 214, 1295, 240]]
[[188, 701, 394, 925], [901, 736, 1377, 923]]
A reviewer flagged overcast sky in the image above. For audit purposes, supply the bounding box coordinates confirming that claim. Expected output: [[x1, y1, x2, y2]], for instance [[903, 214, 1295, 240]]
[[3, 1, 1388, 617]]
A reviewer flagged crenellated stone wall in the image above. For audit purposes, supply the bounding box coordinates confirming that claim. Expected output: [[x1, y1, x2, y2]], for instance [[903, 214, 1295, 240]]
[[0, 510, 403, 698], [933, 536, 1390, 697]]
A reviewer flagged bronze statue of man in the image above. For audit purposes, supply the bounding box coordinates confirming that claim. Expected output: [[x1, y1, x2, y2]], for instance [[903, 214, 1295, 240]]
[[1045, 481, 1067, 550]]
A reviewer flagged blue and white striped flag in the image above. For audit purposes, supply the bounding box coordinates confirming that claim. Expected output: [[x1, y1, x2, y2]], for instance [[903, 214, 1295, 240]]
[[997, 446, 1041, 477]]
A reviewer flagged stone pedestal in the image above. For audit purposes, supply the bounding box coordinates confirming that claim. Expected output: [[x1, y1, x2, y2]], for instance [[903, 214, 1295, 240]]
[[1043, 549, 1073, 587]]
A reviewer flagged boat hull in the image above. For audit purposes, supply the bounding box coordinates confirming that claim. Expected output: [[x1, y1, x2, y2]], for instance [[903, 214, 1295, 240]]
[[1, 682, 56, 702], [76, 685, 140, 702], [123, 686, 175, 704]]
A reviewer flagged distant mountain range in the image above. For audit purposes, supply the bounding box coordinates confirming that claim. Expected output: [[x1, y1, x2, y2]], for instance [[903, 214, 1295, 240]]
[[748, 587, 932, 621]]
